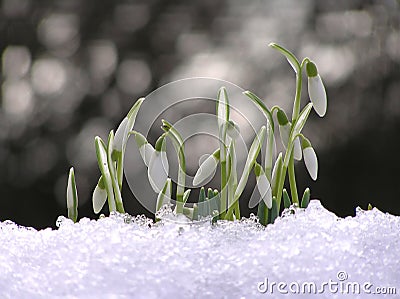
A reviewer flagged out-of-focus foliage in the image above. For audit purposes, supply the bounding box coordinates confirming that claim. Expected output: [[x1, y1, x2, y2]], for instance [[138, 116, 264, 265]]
[[0, 0, 399, 228]]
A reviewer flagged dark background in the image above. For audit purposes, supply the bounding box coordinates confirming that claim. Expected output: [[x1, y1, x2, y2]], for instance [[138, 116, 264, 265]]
[[0, 0, 399, 229]]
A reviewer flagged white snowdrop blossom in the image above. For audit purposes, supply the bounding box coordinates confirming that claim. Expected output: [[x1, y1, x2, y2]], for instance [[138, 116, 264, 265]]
[[303, 147, 318, 181], [307, 61, 327, 117], [193, 154, 218, 186], [92, 184, 107, 214]]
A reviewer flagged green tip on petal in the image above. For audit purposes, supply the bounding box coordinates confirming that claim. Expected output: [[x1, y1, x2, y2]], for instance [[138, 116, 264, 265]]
[[306, 61, 318, 77], [367, 203, 373, 210], [277, 108, 289, 126], [301, 136, 312, 150]]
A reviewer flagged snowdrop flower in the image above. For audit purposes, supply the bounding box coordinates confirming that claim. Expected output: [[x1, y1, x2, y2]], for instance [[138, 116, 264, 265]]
[[254, 163, 272, 209], [92, 176, 107, 214], [134, 131, 155, 167], [148, 136, 169, 193], [302, 137, 318, 180], [193, 149, 220, 186], [306, 61, 327, 117], [277, 108, 290, 148]]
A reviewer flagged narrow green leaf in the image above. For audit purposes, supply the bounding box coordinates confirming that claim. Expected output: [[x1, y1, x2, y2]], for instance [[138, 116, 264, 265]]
[[192, 203, 199, 221], [257, 200, 268, 226], [271, 153, 283, 197], [269, 196, 278, 224], [183, 189, 191, 204], [235, 126, 266, 200], [301, 188, 310, 208], [156, 178, 172, 212], [66, 167, 78, 223], [283, 188, 291, 209], [198, 187, 206, 217]]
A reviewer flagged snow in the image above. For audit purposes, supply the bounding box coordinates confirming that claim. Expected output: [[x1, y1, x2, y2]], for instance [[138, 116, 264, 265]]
[[0, 200, 399, 299]]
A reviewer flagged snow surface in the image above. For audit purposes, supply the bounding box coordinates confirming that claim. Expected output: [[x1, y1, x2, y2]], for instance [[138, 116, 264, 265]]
[[0, 200, 399, 299]]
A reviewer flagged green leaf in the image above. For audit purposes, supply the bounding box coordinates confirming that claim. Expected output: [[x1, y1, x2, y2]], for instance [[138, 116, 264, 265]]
[[301, 188, 310, 208], [283, 188, 291, 209], [367, 203, 373, 210], [271, 153, 283, 197], [198, 187, 206, 217], [183, 189, 191, 204], [292, 103, 313, 141], [123, 97, 145, 152], [66, 167, 78, 223], [156, 178, 172, 212], [257, 200, 268, 226], [207, 188, 214, 201], [269, 42, 300, 73], [235, 126, 266, 200], [269, 196, 279, 224]]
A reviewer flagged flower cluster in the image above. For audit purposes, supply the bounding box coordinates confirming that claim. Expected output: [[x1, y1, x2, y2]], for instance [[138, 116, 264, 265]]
[[65, 43, 328, 226]]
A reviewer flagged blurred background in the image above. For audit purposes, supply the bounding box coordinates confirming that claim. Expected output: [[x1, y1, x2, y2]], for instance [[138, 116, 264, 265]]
[[0, 0, 399, 229]]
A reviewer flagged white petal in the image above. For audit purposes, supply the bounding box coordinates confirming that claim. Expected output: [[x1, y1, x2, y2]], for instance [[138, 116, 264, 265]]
[[193, 155, 218, 186], [257, 174, 272, 209], [293, 137, 302, 161], [198, 154, 210, 167], [303, 147, 318, 180], [92, 185, 107, 214], [148, 151, 169, 193], [113, 117, 128, 152], [139, 143, 155, 167], [308, 75, 327, 117]]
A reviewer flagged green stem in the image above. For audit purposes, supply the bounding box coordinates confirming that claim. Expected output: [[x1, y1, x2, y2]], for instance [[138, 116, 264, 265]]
[[220, 158, 227, 218], [288, 152, 299, 205], [161, 120, 186, 213], [287, 59, 307, 208], [116, 153, 124, 190]]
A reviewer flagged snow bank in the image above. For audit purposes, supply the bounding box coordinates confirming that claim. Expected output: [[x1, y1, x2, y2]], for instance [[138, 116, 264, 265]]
[[0, 200, 399, 298]]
